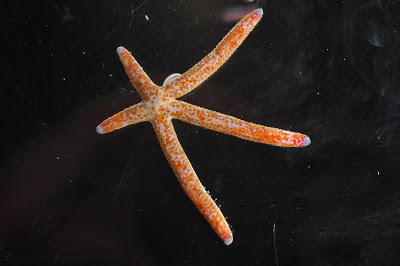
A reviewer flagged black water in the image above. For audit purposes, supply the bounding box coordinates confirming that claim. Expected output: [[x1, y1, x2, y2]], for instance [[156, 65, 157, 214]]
[[2, 1, 400, 265]]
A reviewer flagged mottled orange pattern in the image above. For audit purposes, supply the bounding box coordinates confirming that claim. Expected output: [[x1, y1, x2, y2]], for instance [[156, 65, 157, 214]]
[[97, 8, 310, 245]]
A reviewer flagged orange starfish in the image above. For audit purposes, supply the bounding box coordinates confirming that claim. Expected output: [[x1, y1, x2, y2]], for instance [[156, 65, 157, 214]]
[[97, 8, 310, 245]]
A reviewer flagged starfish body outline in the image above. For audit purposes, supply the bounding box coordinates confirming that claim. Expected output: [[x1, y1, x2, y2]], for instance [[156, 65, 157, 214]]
[[97, 8, 310, 245]]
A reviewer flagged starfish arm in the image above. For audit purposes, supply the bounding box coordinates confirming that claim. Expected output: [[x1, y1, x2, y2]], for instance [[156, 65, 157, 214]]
[[171, 100, 311, 147], [96, 102, 149, 134], [162, 8, 263, 98], [116, 46, 159, 101], [151, 117, 233, 245]]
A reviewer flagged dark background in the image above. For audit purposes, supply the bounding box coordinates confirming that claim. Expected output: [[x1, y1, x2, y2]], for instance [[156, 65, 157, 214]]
[[2, 0, 400, 265]]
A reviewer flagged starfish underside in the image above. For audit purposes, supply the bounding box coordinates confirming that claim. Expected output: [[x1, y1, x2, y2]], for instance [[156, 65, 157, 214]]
[[97, 8, 310, 245]]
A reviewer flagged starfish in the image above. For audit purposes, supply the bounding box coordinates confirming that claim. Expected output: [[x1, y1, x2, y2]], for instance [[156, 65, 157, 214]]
[[96, 8, 310, 245]]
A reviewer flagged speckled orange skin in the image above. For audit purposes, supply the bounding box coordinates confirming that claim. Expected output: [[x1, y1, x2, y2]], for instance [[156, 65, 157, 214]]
[[97, 9, 310, 245]]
